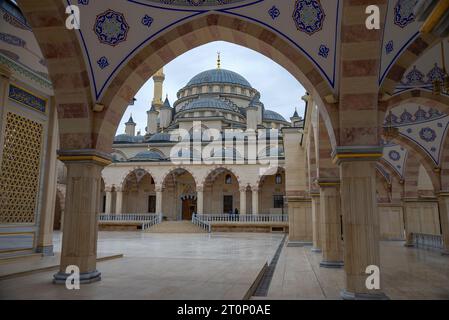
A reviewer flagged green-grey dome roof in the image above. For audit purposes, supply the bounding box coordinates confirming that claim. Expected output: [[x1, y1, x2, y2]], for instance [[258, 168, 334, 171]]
[[148, 132, 173, 142], [130, 151, 164, 162], [179, 97, 241, 114], [114, 134, 144, 144], [263, 110, 288, 122], [186, 69, 252, 88]]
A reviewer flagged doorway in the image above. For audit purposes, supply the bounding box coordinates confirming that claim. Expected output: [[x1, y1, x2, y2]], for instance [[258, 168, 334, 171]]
[[223, 195, 233, 214], [182, 198, 197, 220]]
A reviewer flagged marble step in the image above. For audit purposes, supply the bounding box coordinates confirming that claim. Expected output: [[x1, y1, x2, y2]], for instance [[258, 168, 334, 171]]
[[146, 221, 207, 233]]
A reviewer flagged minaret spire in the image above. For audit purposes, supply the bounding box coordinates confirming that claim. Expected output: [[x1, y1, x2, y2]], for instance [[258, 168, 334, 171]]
[[217, 51, 221, 69], [152, 67, 165, 111]]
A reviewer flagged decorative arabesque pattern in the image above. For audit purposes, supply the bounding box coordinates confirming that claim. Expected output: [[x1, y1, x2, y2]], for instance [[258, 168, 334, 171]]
[[393, 0, 418, 28], [292, 0, 325, 35], [0, 113, 43, 224], [94, 10, 130, 47], [148, 0, 246, 6]]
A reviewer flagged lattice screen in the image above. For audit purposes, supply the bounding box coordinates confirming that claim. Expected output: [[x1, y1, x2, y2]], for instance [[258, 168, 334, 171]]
[[0, 112, 43, 224]]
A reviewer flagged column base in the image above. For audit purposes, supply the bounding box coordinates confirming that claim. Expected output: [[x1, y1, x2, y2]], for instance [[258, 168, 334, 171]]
[[320, 260, 344, 268], [53, 270, 101, 284], [341, 290, 389, 300], [36, 245, 54, 256], [287, 240, 312, 247], [311, 247, 322, 253]]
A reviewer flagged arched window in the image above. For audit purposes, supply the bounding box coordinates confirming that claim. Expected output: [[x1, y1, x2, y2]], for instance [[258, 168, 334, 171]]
[[275, 174, 282, 185], [225, 174, 232, 185]]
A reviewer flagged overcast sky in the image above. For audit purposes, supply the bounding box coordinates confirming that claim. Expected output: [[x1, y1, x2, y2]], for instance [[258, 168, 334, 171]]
[[118, 41, 306, 135]]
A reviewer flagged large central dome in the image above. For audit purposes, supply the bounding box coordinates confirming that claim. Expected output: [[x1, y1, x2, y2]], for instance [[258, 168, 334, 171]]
[[186, 69, 252, 88]]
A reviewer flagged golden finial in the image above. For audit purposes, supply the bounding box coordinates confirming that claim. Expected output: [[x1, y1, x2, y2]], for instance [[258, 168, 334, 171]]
[[217, 51, 221, 69]]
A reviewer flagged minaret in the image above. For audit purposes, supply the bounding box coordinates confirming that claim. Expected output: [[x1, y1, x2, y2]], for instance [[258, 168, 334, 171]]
[[159, 95, 172, 129], [291, 108, 302, 127], [152, 68, 165, 111], [125, 115, 136, 136]]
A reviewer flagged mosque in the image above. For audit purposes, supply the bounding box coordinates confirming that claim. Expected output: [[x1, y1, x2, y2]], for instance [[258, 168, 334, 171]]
[[102, 59, 301, 222], [0, 0, 448, 300]]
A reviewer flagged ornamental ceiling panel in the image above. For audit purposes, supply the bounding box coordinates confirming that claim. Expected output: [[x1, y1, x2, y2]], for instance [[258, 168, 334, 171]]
[[70, 0, 341, 101], [385, 103, 449, 165], [394, 38, 449, 96], [382, 142, 408, 178], [379, 0, 423, 86]]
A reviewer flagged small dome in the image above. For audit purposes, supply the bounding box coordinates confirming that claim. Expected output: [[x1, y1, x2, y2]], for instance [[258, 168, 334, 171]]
[[186, 69, 252, 88], [148, 132, 173, 142], [130, 151, 164, 162], [114, 134, 144, 144], [263, 110, 287, 122], [179, 97, 240, 114]]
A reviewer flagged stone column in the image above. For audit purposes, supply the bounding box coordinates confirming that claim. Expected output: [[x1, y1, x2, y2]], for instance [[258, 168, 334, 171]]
[[437, 192, 449, 255], [252, 187, 259, 215], [402, 198, 417, 247], [155, 185, 163, 215], [196, 186, 203, 215], [240, 187, 247, 215], [336, 152, 387, 300], [318, 180, 343, 268], [310, 192, 321, 253], [115, 189, 123, 214], [104, 188, 112, 214], [53, 152, 110, 284], [36, 98, 58, 256], [286, 196, 313, 247]]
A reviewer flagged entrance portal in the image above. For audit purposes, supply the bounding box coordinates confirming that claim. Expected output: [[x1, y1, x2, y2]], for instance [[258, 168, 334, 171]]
[[182, 198, 197, 220]]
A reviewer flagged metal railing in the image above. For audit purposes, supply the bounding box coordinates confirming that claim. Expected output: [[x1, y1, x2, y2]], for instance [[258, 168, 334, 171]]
[[192, 214, 211, 233], [411, 233, 443, 251], [98, 213, 162, 231], [193, 214, 288, 223]]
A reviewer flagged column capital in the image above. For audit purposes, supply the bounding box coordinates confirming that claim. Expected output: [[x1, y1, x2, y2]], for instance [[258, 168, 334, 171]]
[[196, 185, 204, 192], [251, 186, 259, 192], [310, 191, 320, 197], [437, 191, 449, 197], [58, 149, 112, 166], [239, 187, 248, 193], [332, 146, 383, 164], [105, 186, 113, 192], [0, 63, 11, 79], [317, 178, 340, 188]]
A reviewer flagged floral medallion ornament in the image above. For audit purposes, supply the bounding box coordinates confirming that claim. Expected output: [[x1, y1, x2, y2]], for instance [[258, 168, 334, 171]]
[[388, 150, 401, 161], [419, 127, 437, 142], [394, 0, 418, 28], [269, 6, 280, 20], [385, 40, 394, 54], [94, 10, 129, 47], [292, 0, 326, 36], [318, 44, 329, 58], [187, 0, 205, 5]]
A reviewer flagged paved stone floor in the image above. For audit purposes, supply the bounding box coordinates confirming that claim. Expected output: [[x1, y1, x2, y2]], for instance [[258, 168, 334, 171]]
[[0, 232, 448, 300], [265, 241, 449, 300], [0, 232, 282, 300]]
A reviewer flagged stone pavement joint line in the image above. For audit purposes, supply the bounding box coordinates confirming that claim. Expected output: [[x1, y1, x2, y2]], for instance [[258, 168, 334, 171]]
[[253, 234, 287, 297]]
